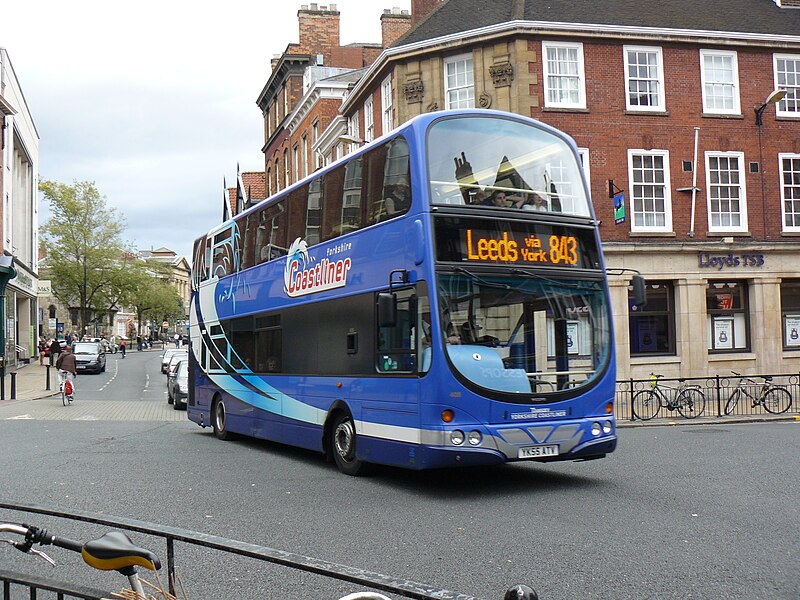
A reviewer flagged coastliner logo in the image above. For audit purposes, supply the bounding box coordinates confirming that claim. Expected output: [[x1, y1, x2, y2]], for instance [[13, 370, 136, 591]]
[[284, 237, 352, 298]]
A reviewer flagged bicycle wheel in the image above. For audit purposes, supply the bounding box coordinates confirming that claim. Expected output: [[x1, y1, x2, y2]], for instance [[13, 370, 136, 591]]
[[676, 388, 705, 419], [632, 389, 661, 420], [762, 387, 792, 414], [724, 390, 740, 416], [61, 385, 68, 406]]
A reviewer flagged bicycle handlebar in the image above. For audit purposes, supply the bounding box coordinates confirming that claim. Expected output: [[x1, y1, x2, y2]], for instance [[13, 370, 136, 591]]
[[1, 522, 160, 571], [731, 371, 772, 385]]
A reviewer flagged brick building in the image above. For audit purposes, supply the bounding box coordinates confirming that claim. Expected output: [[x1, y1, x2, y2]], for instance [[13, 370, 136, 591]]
[[255, 3, 409, 202], [288, 0, 797, 381], [247, 0, 800, 380]]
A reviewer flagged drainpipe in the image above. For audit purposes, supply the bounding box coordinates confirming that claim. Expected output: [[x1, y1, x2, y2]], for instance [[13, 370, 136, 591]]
[[689, 127, 700, 238]]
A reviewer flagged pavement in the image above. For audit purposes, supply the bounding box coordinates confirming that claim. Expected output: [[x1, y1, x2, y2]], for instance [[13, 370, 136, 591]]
[[0, 357, 796, 426], [0, 349, 185, 422], [1, 360, 69, 402]]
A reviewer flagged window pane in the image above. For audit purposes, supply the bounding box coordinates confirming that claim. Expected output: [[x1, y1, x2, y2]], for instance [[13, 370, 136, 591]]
[[445, 56, 474, 109], [782, 155, 800, 228], [626, 49, 661, 108], [546, 45, 582, 106], [707, 154, 744, 230], [706, 281, 749, 352], [629, 282, 675, 355], [776, 57, 800, 113], [782, 279, 800, 348], [630, 152, 668, 229], [703, 52, 738, 112]]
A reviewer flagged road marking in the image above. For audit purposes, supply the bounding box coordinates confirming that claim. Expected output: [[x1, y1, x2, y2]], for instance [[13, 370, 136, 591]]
[[74, 415, 98, 421], [7, 414, 32, 420], [98, 356, 120, 392]]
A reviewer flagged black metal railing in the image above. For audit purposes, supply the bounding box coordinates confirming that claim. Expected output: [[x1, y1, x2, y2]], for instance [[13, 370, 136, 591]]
[[1, 502, 521, 600], [616, 372, 800, 421]]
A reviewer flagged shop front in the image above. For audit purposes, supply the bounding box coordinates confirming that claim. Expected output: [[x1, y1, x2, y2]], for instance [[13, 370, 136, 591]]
[[605, 241, 800, 382]]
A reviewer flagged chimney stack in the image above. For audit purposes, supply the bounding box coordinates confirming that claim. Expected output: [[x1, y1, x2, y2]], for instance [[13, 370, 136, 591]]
[[298, 3, 341, 62], [411, 0, 443, 27], [381, 8, 412, 48]]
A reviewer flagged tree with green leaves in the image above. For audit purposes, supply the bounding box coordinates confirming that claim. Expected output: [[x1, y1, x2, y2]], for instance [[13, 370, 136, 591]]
[[40, 180, 129, 335], [123, 263, 185, 338]]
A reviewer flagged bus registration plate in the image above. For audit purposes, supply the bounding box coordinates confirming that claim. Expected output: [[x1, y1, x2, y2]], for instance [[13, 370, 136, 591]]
[[518, 444, 559, 459]]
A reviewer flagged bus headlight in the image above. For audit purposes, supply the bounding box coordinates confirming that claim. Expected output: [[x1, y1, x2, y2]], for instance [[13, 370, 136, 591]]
[[450, 430, 465, 445], [591, 422, 602, 436], [467, 430, 482, 446], [603, 420, 613, 434]]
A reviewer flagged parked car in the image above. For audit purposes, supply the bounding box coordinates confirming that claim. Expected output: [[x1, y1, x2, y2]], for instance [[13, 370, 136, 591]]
[[171, 360, 189, 410], [166, 350, 188, 403], [72, 341, 106, 374], [160, 349, 184, 374]]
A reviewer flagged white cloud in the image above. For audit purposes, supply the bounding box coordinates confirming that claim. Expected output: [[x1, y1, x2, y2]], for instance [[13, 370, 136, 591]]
[[3, 0, 411, 261]]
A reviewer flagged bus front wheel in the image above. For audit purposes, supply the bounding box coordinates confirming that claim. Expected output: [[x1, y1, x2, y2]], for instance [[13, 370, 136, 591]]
[[212, 397, 233, 440], [331, 412, 365, 476]]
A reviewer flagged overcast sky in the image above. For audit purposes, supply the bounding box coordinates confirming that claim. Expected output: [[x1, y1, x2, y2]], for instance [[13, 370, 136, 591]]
[[1, 0, 411, 262]]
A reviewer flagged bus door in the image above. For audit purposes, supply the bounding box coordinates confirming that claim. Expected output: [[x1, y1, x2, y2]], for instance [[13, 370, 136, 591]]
[[367, 285, 427, 430]]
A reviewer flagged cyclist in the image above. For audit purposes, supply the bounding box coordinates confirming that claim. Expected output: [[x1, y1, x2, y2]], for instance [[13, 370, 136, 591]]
[[55, 345, 78, 403]]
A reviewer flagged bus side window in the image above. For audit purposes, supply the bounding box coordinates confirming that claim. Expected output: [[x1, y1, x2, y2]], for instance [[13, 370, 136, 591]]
[[204, 238, 212, 280], [321, 166, 345, 242], [211, 227, 233, 278]]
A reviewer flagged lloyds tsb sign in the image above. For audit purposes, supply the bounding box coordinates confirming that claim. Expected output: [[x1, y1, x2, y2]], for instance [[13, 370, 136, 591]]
[[698, 252, 765, 270]]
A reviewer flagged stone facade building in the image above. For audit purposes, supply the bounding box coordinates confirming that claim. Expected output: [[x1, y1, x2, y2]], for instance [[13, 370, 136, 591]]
[[0, 48, 40, 366]]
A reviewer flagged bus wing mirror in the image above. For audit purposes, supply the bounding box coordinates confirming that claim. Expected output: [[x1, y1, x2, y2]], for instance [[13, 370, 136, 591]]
[[378, 293, 397, 327], [632, 275, 647, 307]]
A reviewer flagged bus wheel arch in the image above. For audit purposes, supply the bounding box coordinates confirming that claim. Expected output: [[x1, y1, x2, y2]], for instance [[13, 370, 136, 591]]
[[324, 403, 367, 476], [211, 394, 233, 440]]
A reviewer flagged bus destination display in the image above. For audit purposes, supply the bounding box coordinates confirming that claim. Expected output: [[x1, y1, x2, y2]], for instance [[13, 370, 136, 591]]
[[466, 229, 578, 266], [435, 217, 599, 269]]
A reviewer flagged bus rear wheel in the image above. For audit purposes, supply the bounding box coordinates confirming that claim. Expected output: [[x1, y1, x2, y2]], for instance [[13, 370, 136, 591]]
[[212, 397, 232, 440], [331, 412, 365, 476]]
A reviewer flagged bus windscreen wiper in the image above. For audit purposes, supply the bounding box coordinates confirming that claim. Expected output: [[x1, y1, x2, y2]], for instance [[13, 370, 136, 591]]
[[449, 266, 511, 290]]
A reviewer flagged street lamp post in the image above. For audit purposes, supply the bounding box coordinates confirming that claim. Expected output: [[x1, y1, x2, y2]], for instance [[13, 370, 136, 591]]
[[754, 89, 787, 126], [755, 89, 788, 236]]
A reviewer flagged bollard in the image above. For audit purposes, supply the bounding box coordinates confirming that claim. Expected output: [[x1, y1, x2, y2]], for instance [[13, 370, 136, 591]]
[[46, 364, 51, 391], [10, 372, 15, 400]]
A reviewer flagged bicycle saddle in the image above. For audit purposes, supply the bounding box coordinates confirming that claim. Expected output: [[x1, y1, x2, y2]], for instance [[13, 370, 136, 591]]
[[81, 531, 161, 572]]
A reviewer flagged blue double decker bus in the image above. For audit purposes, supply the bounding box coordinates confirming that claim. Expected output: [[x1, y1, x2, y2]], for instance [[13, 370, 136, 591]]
[[189, 109, 620, 474]]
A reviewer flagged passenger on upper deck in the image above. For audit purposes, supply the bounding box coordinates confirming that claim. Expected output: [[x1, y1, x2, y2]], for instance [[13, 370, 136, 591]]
[[482, 191, 509, 208], [514, 193, 549, 211], [384, 183, 411, 216]]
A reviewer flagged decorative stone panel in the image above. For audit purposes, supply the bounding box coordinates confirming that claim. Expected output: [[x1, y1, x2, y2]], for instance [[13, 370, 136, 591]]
[[489, 62, 514, 86], [403, 80, 424, 104]]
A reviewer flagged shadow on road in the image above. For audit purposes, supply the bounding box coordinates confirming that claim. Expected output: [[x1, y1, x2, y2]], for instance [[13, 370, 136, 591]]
[[196, 429, 607, 498]]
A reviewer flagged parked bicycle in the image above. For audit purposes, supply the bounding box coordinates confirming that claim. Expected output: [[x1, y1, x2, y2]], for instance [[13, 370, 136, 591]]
[[632, 373, 706, 420], [724, 371, 793, 415]]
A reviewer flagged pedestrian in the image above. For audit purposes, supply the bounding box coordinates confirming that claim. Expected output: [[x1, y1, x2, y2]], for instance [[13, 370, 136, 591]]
[[120, 338, 127, 358], [38, 336, 46, 365], [48, 338, 63, 366], [174, 333, 180, 348]]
